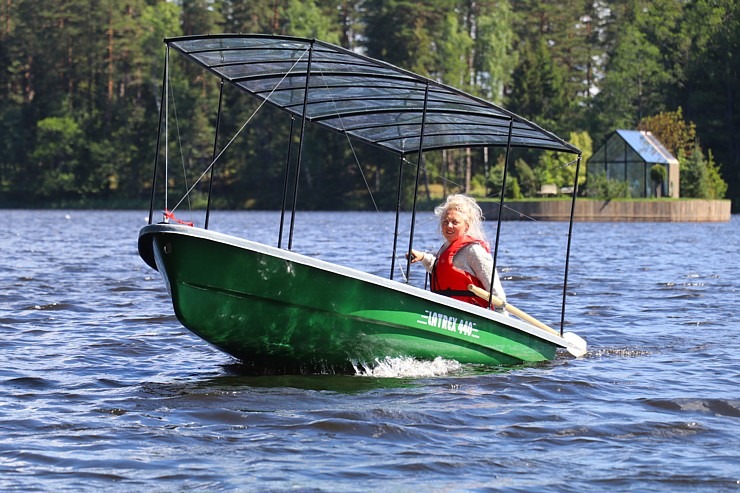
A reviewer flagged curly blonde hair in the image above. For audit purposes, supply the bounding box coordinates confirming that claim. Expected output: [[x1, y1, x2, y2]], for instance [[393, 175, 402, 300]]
[[434, 194, 487, 243]]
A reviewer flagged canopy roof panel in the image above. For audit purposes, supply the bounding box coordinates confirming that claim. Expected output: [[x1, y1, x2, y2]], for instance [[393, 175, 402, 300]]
[[167, 34, 580, 156]]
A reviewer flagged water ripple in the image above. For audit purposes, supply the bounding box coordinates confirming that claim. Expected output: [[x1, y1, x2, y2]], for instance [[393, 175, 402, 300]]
[[0, 211, 738, 492]]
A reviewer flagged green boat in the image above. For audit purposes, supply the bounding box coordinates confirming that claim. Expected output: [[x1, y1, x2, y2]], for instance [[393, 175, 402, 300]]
[[138, 34, 587, 373]]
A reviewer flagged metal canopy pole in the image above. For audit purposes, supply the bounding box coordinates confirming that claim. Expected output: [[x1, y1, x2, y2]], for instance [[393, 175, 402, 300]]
[[148, 47, 168, 225], [390, 154, 405, 280], [164, 47, 169, 218], [204, 80, 224, 230], [288, 40, 315, 251], [404, 83, 430, 283], [488, 118, 513, 309], [560, 154, 582, 335], [278, 116, 296, 248]]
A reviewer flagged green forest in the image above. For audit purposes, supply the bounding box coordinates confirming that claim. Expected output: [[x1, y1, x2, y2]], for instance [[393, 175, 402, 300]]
[[0, 0, 737, 211]]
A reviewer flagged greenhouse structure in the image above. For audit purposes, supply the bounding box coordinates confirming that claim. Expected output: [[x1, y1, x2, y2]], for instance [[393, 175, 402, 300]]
[[588, 130, 680, 198]]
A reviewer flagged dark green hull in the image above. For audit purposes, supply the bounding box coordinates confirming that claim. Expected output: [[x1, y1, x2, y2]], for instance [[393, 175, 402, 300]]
[[139, 224, 567, 372]]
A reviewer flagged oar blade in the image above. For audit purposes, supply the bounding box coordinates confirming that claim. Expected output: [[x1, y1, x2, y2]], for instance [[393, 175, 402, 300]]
[[467, 284, 588, 357], [563, 332, 588, 358]]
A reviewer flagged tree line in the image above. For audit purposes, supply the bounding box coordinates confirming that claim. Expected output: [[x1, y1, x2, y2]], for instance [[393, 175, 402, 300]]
[[0, 0, 736, 210]]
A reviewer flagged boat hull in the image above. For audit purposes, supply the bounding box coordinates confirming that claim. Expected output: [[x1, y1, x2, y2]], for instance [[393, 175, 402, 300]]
[[139, 224, 564, 372]]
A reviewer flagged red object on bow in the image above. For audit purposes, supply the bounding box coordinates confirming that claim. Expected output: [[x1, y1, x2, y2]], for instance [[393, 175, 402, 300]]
[[163, 209, 194, 227]]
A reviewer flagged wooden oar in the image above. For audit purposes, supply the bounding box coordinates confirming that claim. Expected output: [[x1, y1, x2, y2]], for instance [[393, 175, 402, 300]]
[[467, 284, 558, 334], [467, 284, 587, 357]]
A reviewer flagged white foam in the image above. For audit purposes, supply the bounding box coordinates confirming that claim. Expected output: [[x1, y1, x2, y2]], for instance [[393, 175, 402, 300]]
[[352, 356, 462, 378]]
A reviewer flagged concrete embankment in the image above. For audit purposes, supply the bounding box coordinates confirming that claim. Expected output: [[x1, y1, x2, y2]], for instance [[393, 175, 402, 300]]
[[481, 199, 731, 222]]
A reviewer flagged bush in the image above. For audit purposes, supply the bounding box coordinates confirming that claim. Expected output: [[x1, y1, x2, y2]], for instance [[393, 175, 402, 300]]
[[585, 172, 631, 199], [486, 164, 522, 199], [681, 148, 727, 199], [650, 164, 667, 184], [650, 164, 667, 197]]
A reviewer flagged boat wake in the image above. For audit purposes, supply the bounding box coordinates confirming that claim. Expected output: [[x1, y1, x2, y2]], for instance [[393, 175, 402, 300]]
[[352, 356, 462, 378], [588, 347, 653, 358]]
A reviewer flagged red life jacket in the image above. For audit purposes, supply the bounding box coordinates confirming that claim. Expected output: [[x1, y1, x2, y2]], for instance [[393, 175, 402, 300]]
[[431, 236, 490, 308]]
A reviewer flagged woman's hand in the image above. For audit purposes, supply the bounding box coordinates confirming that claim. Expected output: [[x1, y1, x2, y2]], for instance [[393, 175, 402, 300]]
[[407, 249, 423, 263]]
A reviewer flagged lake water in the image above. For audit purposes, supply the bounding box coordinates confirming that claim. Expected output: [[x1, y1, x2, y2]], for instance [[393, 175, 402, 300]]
[[1, 209, 738, 492]]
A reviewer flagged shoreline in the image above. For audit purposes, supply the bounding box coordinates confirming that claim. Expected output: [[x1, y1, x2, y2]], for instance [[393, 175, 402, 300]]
[[1, 199, 733, 222], [480, 198, 732, 222]]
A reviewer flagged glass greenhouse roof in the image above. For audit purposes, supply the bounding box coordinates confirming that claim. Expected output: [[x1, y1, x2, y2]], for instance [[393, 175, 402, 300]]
[[615, 130, 679, 165], [167, 34, 580, 156]]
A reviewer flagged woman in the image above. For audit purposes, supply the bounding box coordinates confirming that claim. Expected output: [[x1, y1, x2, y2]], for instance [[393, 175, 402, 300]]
[[409, 194, 506, 310]]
